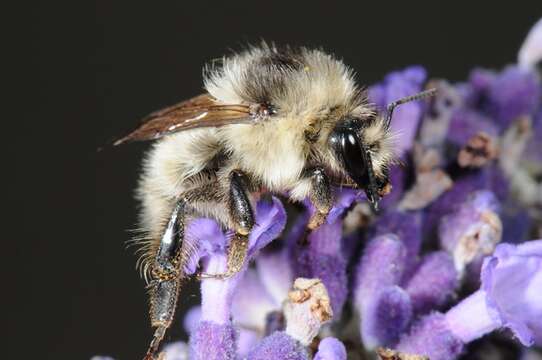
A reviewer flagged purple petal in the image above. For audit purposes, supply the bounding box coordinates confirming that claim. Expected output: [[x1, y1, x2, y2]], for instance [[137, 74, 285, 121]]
[[405, 251, 458, 315], [184, 219, 227, 274], [397, 312, 464, 360], [314, 337, 347, 360], [189, 321, 237, 360], [248, 197, 287, 257], [326, 188, 364, 224], [247, 331, 308, 360], [361, 285, 413, 348], [480, 240, 542, 346]]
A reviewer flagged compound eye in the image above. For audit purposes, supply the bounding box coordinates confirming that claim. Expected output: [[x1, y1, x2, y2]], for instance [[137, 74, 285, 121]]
[[329, 123, 381, 210], [329, 127, 369, 187]]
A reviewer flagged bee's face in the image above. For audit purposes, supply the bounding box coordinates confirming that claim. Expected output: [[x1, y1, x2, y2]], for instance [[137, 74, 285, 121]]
[[328, 116, 392, 210]]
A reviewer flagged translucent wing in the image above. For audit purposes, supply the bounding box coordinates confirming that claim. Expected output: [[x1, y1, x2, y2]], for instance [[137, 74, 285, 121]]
[[114, 94, 252, 145]]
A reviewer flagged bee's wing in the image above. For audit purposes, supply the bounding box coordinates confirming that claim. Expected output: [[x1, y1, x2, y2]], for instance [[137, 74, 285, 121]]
[[113, 94, 252, 145]]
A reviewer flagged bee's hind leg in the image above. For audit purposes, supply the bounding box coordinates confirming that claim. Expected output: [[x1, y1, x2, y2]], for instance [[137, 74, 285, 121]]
[[144, 199, 186, 360], [199, 169, 254, 280]]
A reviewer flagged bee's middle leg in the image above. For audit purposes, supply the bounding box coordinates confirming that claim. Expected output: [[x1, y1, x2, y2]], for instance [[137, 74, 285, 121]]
[[199, 169, 254, 280]]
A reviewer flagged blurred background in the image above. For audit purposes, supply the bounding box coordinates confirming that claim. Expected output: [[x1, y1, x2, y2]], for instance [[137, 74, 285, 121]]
[[7, 2, 540, 359]]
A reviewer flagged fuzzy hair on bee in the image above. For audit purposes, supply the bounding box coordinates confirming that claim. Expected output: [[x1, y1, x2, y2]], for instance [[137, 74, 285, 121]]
[[115, 43, 434, 360]]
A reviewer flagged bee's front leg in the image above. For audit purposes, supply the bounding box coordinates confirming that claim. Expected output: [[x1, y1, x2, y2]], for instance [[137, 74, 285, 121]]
[[307, 167, 333, 230], [294, 167, 333, 246], [199, 169, 254, 280]]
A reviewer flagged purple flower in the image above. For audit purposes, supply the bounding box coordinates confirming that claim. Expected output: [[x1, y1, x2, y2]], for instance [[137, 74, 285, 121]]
[[314, 337, 347, 360], [369, 66, 427, 157], [447, 240, 542, 346], [398, 240, 542, 360]]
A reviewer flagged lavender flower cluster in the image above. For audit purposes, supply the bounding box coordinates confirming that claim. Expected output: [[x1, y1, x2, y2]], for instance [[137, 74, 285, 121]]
[[95, 19, 542, 360]]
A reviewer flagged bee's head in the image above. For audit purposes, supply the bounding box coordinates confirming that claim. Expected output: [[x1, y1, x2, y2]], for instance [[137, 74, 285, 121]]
[[328, 116, 392, 211]]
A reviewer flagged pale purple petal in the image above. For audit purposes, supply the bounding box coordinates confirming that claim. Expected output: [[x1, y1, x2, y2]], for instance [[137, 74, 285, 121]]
[[231, 268, 277, 330], [518, 17, 542, 68], [256, 249, 293, 305], [442, 240, 542, 346], [163, 341, 189, 360], [184, 219, 227, 274], [183, 306, 202, 334], [237, 328, 260, 358], [480, 240, 542, 345], [314, 337, 347, 360]]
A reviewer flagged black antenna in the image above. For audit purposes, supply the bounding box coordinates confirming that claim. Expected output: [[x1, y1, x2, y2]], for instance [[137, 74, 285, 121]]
[[385, 88, 437, 129]]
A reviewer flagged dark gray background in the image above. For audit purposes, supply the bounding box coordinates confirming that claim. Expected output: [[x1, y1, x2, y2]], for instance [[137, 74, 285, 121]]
[[6, 2, 540, 359]]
